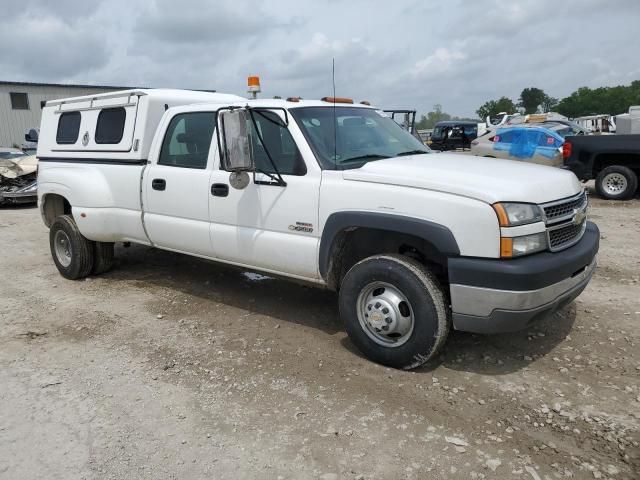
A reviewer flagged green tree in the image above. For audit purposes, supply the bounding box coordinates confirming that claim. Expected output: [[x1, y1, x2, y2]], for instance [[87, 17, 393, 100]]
[[519, 87, 547, 114], [540, 94, 559, 113], [416, 104, 451, 129], [476, 97, 517, 120], [416, 104, 479, 130], [556, 80, 640, 117]]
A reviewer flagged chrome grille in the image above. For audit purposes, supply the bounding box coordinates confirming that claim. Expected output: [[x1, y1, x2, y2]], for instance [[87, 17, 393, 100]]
[[549, 221, 586, 250], [541, 190, 588, 252], [543, 191, 587, 224]]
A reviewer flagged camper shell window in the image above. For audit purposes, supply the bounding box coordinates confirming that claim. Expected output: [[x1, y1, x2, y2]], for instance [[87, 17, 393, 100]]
[[95, 107, 127, 144], [56, 111, 82, 144]]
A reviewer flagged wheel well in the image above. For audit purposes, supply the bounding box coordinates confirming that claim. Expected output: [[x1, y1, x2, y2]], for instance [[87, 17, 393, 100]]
[[593, 153, 640, 177], [41, 194, 71, 227], [325, 227, 448, 290]]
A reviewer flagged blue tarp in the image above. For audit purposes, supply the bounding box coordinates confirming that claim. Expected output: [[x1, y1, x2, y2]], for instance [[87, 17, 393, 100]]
[[493, 127, 563, 159]]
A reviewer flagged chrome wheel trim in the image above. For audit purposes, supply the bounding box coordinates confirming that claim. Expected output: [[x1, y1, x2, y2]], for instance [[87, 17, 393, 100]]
[[54, 230, 72, 267], [356, 281, 415, 347], [602, 173, 628, 195]]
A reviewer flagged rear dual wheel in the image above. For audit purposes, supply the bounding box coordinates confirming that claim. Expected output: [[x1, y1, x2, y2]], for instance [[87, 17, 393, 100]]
[[50, 215, 114, 279], [339, 254, 450, 370]]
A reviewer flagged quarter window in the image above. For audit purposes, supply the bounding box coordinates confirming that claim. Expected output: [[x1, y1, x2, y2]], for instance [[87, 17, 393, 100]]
[[159, 112, 215, 169], [56, 111, 82, 144], [10, 92, 29, 110], [95, 107, 126, 144]]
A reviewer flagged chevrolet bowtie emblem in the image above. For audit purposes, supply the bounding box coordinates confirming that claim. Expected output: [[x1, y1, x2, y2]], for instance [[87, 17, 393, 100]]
[[573, 209, 586, 226]]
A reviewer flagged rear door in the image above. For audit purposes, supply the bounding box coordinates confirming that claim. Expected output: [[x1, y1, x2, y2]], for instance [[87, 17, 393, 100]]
[[143, 110, 217, 256]]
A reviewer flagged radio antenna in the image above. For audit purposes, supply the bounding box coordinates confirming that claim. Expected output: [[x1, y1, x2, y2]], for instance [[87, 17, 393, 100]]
[[332, 58, 337, 167]]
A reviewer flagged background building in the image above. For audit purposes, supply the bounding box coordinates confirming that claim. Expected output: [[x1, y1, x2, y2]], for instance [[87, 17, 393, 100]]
[[0, 81, 134, 148]]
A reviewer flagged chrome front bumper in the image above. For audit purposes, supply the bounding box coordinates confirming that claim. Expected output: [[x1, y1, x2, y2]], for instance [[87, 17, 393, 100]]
[[450, 258, 596, 333]]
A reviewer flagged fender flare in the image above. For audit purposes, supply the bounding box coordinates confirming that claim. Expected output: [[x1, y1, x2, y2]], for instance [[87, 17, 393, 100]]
[[318, 211, 460, 280]]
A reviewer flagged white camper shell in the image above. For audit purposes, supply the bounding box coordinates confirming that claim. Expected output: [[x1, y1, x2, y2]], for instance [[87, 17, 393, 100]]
[[37, 89, 243, 161]]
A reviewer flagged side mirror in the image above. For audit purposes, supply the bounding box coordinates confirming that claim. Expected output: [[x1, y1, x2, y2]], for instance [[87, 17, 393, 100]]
[[219, 109, 254, 172], [25, 128, 39, 143]]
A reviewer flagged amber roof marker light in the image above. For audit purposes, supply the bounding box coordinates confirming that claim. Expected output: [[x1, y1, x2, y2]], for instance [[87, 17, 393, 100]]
[[321, 96, 354, 104]]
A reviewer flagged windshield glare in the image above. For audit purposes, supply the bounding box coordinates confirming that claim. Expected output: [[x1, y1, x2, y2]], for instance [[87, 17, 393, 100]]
[[290, 107, 430, 169]]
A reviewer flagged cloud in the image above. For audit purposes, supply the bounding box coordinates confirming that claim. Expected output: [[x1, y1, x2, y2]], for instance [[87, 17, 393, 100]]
[[0, 0, 638, 117], [0, 12, 110, 79], [411, 48, 467, 78], [135, 0, 297, 45]]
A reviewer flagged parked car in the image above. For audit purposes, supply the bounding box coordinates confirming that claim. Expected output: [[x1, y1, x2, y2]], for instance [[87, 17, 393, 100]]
[[0, 153, 38, 205], [429, 121, 478, 151], [0, 147, 27, 159], [471, 126, 566, 167], [36, 88, 598, 370], [563, 134, 640, 199]]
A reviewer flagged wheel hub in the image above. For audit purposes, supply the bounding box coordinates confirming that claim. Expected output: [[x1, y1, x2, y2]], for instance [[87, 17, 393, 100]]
[[357, 282, 415, 347], [54, 230, 72, 267], [603, 172, 627, 195]]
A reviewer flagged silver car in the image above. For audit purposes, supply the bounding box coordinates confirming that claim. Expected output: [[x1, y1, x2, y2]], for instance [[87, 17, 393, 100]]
[[470, 122, 584, 167]]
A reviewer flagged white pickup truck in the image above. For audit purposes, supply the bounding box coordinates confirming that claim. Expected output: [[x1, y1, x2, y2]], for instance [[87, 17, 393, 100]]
[[36, 89, 599, 369]]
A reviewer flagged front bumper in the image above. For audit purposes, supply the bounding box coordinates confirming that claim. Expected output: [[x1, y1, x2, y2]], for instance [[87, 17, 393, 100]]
[[448, 222, 599, 334]]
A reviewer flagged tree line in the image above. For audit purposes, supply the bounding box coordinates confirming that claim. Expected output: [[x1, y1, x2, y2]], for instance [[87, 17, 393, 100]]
[[417, 80, 640, 129], [476, 80, 640, 120]]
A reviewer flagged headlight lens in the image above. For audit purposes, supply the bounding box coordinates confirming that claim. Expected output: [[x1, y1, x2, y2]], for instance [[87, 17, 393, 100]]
[[493, 202, 542, 226], [501, 232, 547, 258]]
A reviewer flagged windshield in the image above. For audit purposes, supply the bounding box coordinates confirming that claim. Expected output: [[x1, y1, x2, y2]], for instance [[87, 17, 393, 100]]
[[290, 107, 430, 169]]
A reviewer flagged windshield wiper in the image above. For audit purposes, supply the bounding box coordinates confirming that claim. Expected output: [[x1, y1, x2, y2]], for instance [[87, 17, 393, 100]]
[[395, 149, 429, 157], [340, 154, 390, 163]]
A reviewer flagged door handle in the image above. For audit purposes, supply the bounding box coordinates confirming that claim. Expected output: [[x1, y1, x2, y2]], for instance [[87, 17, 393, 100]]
[[152, 178, 166, 191], [211, 183, 229, 197]]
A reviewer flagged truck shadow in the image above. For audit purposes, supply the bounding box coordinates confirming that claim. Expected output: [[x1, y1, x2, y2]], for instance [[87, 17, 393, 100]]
[[416, 305, 577, 375], [108, 243, 577, 374], [340, 306, 577, 375], [107, 243, 342, 335]]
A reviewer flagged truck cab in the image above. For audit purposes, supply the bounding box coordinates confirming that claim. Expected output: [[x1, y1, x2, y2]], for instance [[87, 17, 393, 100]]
[[37, 89, 599, 370]]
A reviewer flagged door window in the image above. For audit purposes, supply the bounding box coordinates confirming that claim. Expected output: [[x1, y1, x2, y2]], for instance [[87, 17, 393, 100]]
[[159, 112, 215, 169], [250, 111, 306, 176]]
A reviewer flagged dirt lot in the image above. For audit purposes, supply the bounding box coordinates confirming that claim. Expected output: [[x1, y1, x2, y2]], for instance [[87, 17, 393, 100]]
[[1, 187, 639, 480]]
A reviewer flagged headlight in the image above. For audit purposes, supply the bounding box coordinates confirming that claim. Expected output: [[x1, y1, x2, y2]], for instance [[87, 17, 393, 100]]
[[500, 232, 547, 258], [493, 202, 542, 226]]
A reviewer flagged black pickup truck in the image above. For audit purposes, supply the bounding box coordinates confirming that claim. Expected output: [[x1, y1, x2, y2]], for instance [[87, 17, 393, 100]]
[[563, 134, 640, 199]]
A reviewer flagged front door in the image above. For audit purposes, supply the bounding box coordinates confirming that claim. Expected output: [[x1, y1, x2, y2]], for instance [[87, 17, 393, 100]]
[[209, 109, 321, 280], [143, 111, 216, 256]]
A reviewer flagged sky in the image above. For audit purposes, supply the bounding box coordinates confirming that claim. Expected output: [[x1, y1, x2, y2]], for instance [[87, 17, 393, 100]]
[[1, 0, 639, 118]]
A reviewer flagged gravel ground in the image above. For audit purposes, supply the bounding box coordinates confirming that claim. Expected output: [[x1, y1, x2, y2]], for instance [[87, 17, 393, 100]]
[[1, 186, 639, 480]]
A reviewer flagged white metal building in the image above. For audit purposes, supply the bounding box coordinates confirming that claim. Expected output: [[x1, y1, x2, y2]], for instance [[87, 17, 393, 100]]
[[0, 81, 135, 148]]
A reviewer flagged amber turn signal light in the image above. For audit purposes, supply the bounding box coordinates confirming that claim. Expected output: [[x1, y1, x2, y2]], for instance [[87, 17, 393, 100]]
[[492, 203, 509, 227], [500, 237, 513, 258]]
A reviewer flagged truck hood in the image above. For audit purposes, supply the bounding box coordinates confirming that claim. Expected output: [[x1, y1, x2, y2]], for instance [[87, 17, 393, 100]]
[[341, 153, 582, 204]]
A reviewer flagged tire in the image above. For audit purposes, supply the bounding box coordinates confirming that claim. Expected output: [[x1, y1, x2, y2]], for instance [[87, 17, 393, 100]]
[[49, 215, 94, 280], [92, 241, 115, 275], [595, 165, 638, 200], [339, 254, 450, 370]]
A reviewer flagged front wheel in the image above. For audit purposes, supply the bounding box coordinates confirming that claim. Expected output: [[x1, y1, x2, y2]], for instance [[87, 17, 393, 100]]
[[595, 165, 638, 200], [339, 254, 450, 370], [49, 215, 94, 280]]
